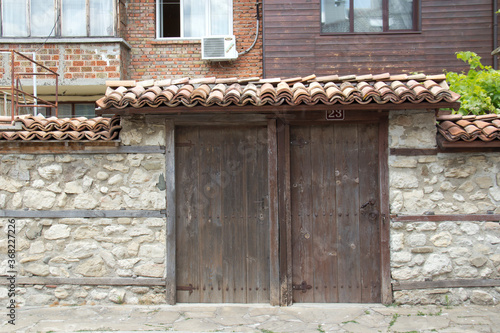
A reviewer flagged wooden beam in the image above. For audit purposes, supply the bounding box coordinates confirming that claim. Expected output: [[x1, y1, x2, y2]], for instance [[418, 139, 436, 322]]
[[0, 277, 164, 286], [392, 214, 500, 222], [390, 148, 438, 156], [164, 119, 176, 305], [437, 135, 500, 150], [378, 116, 392, 305], [393, 279, 500, 291], [0, 143, 165, 155], [0, 210, 164, 218], [267, 118, 280, 306], [98, 102, 459, 116]]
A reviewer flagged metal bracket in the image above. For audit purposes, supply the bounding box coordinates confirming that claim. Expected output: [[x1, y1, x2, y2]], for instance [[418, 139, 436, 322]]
[[292, 281, 312, 293], [177, 284, 196, 295]]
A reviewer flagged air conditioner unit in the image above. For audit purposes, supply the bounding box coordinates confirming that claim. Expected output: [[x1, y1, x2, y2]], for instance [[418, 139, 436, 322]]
[[201, 35, 238, 61]]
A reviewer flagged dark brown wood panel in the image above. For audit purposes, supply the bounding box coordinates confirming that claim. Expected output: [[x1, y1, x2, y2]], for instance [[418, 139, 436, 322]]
[[290, 123, 381, 303], [263, 0, 499, 77], [175, 126, 270, 303]]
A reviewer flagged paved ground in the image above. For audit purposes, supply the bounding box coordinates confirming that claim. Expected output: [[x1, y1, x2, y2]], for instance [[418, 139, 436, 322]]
[[1, 303, 499, 333]]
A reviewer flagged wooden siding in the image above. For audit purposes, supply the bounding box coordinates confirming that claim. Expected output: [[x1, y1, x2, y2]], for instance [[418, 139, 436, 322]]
[[263, 0, 500, 77]]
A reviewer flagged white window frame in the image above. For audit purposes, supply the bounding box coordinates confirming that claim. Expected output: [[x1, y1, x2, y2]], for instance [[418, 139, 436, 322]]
[[1, 0, 116, 38], [156, 0, 233, 40]]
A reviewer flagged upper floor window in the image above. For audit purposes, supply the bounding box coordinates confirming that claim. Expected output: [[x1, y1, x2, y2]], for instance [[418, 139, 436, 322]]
[[1, 0, 115, 38], [157, 0, 232, 38], [321, 0, 417, 33]]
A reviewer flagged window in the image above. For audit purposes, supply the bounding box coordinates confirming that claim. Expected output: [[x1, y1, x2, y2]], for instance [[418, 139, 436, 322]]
[[42, 103, 96, 118], [1, 0, 115, 38], [321, 0, 417, 33], [157, 0, 232, 38]]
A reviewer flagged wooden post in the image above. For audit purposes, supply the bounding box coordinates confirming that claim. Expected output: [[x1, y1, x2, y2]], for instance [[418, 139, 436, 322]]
[[267, 119, 279, 305], [378, 116, 392, 304], [165, 119, 176, 305], [277, 119, 292, 305]]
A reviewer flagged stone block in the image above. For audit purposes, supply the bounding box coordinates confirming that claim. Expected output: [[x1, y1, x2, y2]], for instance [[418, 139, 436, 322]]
[[133, 263, 165, 278], [411, 247, 434, 253], [422, 254, 452, 276], [44, 224, 71, 240], [38, 164, 62, 180], [390, 171, 419, 189], [430, 232, 452, 247], [23, 190, 56, 210], [489, 187, 500, 201], [470, 290, 496, 305], [469, 256, 487, 268], [75, 256, 108, 277], [475, 176, 493, 189]]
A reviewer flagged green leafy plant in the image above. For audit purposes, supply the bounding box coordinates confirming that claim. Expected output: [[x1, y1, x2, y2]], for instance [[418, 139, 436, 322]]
[[445, 51, 500, 115]]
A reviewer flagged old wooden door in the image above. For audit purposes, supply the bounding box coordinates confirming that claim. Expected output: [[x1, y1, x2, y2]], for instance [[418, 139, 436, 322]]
[[290, 123, 381, 303], [175, 126, 270, 303]]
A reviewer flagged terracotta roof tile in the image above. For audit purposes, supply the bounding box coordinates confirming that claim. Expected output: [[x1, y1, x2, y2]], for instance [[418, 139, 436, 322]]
[[96, 73, 461, 110], [0, 115, 121, 141], [437, 114, 500, 142]]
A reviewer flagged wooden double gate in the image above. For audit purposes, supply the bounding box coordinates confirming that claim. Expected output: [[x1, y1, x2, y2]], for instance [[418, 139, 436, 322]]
[[172, 116, 388, 304]]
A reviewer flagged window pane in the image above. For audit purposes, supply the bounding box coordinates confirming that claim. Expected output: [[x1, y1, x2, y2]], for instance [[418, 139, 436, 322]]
[[62, 0, 86, 36], [159, 0, 180, 37], [90, 0, 114, 36], [321, 0, 350, 33], [57, 104, 73, 118], [354, 0, 382, 32], [31, 0, 56, 37], [75, 103, 95, 117], [2, 0, 28, 37], [210, 0, 230, 35], [389, 0, 413, 30], [183, 0, 206, 37]]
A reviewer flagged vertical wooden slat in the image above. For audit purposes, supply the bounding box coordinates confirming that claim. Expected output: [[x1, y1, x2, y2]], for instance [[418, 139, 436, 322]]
[[291, 126, 314, 303], [268, 119, 280, 306], [358, 123, 381, 303], [378, 116, 392, 304], [165, 119, 176, 305], [278, 120, 292, 306], [176, 126, 200, 302], [335, 124, 361, 303], [310, 125, 337, 302]]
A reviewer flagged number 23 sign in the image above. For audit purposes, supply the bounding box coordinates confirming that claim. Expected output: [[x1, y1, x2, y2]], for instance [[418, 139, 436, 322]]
[[326, 110, 345, 120]]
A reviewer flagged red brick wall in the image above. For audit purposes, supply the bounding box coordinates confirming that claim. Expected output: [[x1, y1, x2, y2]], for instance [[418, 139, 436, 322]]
[[125, 0, 263, 80], [0, 43, 126, 85]]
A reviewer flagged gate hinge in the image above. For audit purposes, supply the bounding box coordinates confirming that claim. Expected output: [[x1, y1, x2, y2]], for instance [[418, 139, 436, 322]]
[[292, 281, 312, 293], [177, 284, 196, 295]]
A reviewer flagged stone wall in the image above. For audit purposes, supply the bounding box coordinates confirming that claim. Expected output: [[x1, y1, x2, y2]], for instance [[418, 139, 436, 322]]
[[389, 110, 500, 305], [0, 116, 167, 305]]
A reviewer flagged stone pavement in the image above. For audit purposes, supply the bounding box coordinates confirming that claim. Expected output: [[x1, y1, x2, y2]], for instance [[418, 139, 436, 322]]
[[1, 303, 499, 333]]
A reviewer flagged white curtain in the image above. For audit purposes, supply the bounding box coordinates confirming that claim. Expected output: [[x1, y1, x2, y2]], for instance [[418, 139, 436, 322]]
[[2, 0, 28, 37], [354, 0, 382, 32], [90, 0, 114, 36], [62, 0, 86, 36], [389, 0, 413, 30], [183, 0, 206, 37], [210, 0, 230, 36], [31, 0, 56, 37]]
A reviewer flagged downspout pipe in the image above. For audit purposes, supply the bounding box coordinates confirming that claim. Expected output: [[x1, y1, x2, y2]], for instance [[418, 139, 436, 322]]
[[494, 0, 498, 69]]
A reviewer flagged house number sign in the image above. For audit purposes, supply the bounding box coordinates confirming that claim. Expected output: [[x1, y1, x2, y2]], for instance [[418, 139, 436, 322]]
[[326, 110, 345, 120]]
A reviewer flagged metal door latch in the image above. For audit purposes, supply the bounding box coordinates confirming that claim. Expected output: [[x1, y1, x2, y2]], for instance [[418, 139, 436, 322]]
[[292, 281, 312, 293]]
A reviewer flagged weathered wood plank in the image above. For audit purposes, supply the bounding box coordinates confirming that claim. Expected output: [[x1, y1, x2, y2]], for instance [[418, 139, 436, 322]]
[[277, 120, 292, 306], [358, 123, 381, 303], [290, 126, 314, 303], [175, 126, 200, 302], [0, 277, 165, 286], [165, 119, 176, 305], [393, 279, 500, 291], [310, 125, 337, 302], [378, 116, 392, 304], [0, 210, 164, 218], [392, 214, 500, 222], [0, 143, 165, 155], [268, 119, 280, 306], [335, 124, 361, 303]]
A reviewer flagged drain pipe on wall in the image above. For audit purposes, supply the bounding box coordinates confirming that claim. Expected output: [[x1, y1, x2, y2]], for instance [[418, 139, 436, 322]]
[[238, 2, 262, 57], [32, 52, 38, 115], [494, 0, 498, 69]]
